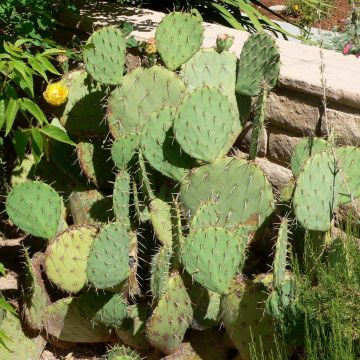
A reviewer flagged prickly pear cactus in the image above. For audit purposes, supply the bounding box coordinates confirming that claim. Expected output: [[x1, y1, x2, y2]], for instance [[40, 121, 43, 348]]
[[116, 303, 151, 350], [79, 291, 128, 328], [174, 87, 234, 162], [181, 227, 247, 294], [60, 70, 108, 136], [113, 171, 132, 228], [43, 297, 114, 342], [155, 11, 204, 70], [111, 133, 139, 170], [105, 345, 142, 360], [83, 26, 126, 85], [291, 137, 328, 177], [293, 152, 342, 231], [44, 224, 99, 293], [107, 66, 185, 138], [236, 32, 280, 96], [146, 271, 193, 354], [180, 157, 274, 230], [273, 218, 288, 289], [6, 181, 62, 239], [87, 222, 133, 290], [149, 197, 173, 246], [141, 107, 196, 181], [0, 312, 46, 359], [221, 275, 284, 360], [22, 250, 51, 331]]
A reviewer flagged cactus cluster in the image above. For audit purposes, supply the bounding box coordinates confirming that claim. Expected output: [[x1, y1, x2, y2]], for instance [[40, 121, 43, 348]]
[[4, 11, 360, 360]]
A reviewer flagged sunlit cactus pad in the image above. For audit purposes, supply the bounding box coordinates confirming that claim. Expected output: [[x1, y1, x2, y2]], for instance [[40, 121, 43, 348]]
[[44, 224, 99, 293], [155, 11, 204, 70], [6, 181, 62, 239], [83, 26, 126, 85]]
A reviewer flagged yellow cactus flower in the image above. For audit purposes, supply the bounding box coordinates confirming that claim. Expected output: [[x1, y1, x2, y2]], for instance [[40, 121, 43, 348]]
[[145, 38, 157, 55], [293, 4, 299, 12], [43, 81, 69, 106]]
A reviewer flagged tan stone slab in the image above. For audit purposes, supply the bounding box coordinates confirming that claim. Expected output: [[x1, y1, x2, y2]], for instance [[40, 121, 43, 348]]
[[267, 89, 321, 135], [321, 106, 360, 146], [58, 1, 360, 110], [267, 127, 302, 166]]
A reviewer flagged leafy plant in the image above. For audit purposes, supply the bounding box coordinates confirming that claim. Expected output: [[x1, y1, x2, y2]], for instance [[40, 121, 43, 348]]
[[0, 39, 75, 163]]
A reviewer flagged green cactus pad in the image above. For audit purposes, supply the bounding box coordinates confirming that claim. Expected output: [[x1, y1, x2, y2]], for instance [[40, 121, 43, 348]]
[[174, 87, 234, 162], [236, 32, 280, 96], [107, 66, 186, 138], [83, 26, 126, 85], [187, 279, 221, 330], [291, 137, 328, 177], [138, 149, 156, 203], [44, 224, 99, 293], [189, 201, 221, 233], [335, 146, 360, 204], [141, 107, 196, 181], [87, 222, 132, 290], [181, 227, 247, 294], [70, 188, 114, 224], [149, 197, 173, 246], [273, 218, 288, 289], [111, 133, 139, 170], [180, 48, 242, 154], [60, 70, 108, 136], [22, 250, 50, 331], [116, 303, 151, 350], [43, 297, 114, 342], [0, 312, 46, 359], [180, 157, 274, 230], [6, 181, 62, 239], [106, 345, 142, 360], [77, 139, 114, 189], [293, 152, 342, 231], [79, 292, 128, 328], [146, 271, 193, 354], [155, 11, 203, 70], [150, 244, 173, 300], [132, 178, 150, 224], [221, 276, 281, 360], [113, 171, 132, 228]]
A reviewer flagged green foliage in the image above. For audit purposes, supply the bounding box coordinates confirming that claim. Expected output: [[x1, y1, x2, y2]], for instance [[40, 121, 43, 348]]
[[0, 0, 77, 43]]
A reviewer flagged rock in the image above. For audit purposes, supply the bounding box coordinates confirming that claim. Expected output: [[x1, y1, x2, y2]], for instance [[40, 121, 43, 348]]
[[269, 5, 286, 12], [321, 106, 360, 146], [267, 90, 321, 136], [267, 127, 302, 166]]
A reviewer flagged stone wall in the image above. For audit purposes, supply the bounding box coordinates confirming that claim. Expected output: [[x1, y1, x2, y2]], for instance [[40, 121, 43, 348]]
[[58, 1, 360, 190]]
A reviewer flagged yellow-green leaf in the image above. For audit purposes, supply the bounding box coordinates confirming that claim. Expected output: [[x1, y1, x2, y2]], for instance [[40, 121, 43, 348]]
[[20, 98, 47, 125], [5, 98, 19, 136], [39, 125, 76, 146]]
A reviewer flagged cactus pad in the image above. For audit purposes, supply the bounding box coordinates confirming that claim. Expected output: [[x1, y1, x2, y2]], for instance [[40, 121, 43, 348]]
[[6, 181, 62, 239], [83, 26, 126, 85], [181, 227, 247, 294], [291, 137, 328, 177], [111, 133, 139, 170], [116, 303, 151, 350], [174, 87, 234, 162], [293, 152, 341, 231], [106, 345, 142, 360], [141, 107, 196, 181], [0, 312, 46, 359], [113, 171, 132, 228], [150, 244, 173, 300], [44, 224, 99, 293], [107, 66, 186, 138], [155, 12, 203, 70], [189, 201, 221, 233], [77, 139, 114, 189], [22, 250, 50, 331], [146, 271, 193, 354], [273, 218, 288, 289], [149, 197, 173, 246], [236, 32, 280, 96], [79, 291, 128, 328], [70, 188, 114, 224], [87, 222, 132, 290], [60, 70, 108, 136], [180, 157, 274, 230], [221, 276, 280, 360], [43, 297, 114, 342]]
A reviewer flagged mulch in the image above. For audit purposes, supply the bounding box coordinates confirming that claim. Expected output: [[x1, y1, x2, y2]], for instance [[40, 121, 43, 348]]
[[256, 0, 351, 31]]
